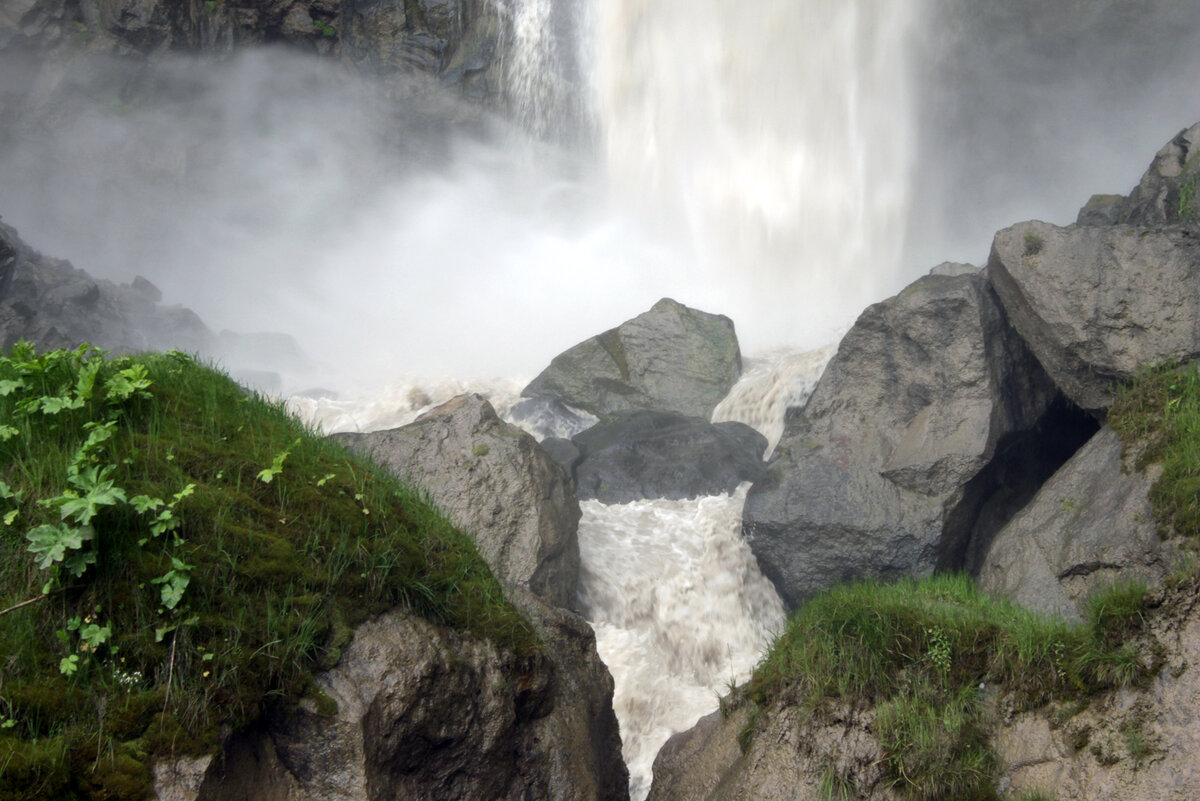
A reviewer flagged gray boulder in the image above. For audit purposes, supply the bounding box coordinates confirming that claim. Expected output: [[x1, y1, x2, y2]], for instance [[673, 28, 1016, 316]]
[[333, 394, 582, 610], [173, 596, 628, 801], [522, 298, 742, 420], [569, 410, 767, 504], [743, 271, 1060, 610], [988, 219, 1200, 413], [978, 426, 1178, 622], [1077, 121, 1200, 227], [0, 219, 214, 354]]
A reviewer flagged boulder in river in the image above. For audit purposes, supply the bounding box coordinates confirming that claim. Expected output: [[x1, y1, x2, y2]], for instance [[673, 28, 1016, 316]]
[[566, 410, 767, 504], [743, 270, 1071, 610], [522, 298, 742, 420]]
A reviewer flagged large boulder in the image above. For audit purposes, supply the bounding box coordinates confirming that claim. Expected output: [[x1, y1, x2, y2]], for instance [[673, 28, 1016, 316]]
[[522, 298, 742, 420], [171, 594, 629, 801], [978, 426, 1178, 622], [333, 394, 582, 610], [743, 271, 1062, 610], [0, 219, 214, 354], [1077, 121, 1200, 227], [564, 410, 767, 504], [988, 219, 1200, 413]]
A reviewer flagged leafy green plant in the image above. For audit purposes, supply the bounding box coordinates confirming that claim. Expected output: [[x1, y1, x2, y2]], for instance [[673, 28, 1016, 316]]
[[0, 343, 536, 800], [1023, 232, 1044, 256]]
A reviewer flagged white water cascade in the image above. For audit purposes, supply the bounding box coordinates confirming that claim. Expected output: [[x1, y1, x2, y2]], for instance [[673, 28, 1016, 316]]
[[588, 0, 924, 352]]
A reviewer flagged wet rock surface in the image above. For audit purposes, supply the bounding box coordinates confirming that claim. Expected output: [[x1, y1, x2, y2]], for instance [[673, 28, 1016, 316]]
[[523, 298, 742, 421], [743, 271, 1058, 610], [566, 410, 767, 504]]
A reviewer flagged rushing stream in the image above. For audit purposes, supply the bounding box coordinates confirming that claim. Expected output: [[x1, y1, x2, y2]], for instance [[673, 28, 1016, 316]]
[[4, 0, 1200, 797]]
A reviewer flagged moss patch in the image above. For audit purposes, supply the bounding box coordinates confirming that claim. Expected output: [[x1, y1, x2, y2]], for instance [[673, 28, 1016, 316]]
[[0, 343, 537, 800]]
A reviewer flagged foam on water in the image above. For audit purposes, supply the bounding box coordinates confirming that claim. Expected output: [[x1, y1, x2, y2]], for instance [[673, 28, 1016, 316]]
[[578, 485, 785, 801]]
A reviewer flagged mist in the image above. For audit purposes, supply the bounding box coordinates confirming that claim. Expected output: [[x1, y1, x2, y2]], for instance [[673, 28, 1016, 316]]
[[2, 1, 1199, 396]]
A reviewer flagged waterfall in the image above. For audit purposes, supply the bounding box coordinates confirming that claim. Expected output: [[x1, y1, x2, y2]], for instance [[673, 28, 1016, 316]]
[[587, 0, 924, 352]]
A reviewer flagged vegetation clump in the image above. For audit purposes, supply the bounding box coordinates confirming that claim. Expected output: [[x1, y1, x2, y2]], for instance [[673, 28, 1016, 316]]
[[1110, 362, 1200, 546], [744, 573, 1155, 801], [0, 343, 537, 800]]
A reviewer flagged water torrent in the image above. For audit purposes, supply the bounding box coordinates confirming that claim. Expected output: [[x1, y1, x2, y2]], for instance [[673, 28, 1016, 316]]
[[579, 486, 784, 800]]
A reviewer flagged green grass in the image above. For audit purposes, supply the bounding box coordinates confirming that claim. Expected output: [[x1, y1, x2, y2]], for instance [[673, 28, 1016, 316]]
[[743, 574, 1155, 801], [1110, 363, 1200, 547], [0, 343, 537, 800]]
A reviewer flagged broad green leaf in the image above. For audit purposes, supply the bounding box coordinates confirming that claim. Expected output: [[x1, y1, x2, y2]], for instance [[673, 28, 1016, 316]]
[[0, 378, 25, 397]]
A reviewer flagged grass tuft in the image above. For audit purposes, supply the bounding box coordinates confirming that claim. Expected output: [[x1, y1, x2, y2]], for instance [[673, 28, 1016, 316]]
[[0, 343, 537, 800], [744, 573, 1157, 801]]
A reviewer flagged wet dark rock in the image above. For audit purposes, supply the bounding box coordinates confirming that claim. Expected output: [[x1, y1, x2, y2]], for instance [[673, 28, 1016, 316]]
[[523, 298, 742, 421], [743, 271, 1059, 610], [569, 410, 767, 504]]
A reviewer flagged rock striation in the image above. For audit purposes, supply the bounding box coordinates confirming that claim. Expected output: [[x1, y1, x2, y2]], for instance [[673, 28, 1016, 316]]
[[522, 298, 742, 421], [333, 393, 582, 611]]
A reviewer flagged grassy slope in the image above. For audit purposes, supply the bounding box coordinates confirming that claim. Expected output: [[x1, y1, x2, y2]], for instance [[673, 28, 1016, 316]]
[[739, 362, 1200, 801], [0, 344, 537, 800]]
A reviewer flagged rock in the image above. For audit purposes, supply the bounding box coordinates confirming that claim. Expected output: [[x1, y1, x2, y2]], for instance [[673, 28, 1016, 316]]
[[0, 219, 215, 354], [333, 394, 582, 610], [646, 702, 899, 801], [506, 396, 599, 441], [539, 436, 582, 476], [928, 261, 980, 277], [568, 410, 767, 504], [988, 220, 1200, 412], [978, 426, 1178, 622], [522, 298, 742, 420], [743, 271, 1062, 610], [1077, 121, 1200, 227], [995, 586, 1200, 801], [0, 220, 21, 301], [181, 600, 629, 801]]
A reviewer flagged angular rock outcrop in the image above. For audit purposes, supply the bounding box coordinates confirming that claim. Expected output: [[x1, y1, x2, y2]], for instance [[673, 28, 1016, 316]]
[[174, 591, 629, 801], [743, 271, 1061, 610], [996, 587, 1200, 801], [989, 220, 1200, 412], [1078, 121, 1200, 227], [333, 394, 582, 610], [978, 426, 1178, 622], [0, 219, 214, 354], [564, 410, 767, 504], [522, 298, 742, 421], [647, 702, 899, 801]]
